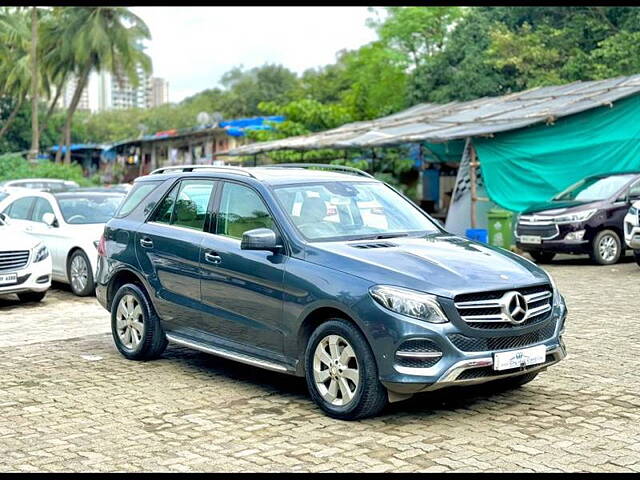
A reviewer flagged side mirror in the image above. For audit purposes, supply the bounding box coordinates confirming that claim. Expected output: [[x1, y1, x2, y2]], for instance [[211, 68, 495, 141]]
[[42, 212, 57, 227], [241, 228, 281, 252], [0, 212, 8, 224]]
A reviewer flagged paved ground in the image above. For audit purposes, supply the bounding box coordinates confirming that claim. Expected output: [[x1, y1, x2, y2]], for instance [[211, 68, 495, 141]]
[[0, 254, 639, 472]]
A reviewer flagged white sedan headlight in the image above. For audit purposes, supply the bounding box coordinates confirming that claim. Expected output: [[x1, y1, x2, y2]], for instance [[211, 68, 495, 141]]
[[369, 285, 448, 323], [33, 243, 49, 263], [548, 208, 596, 224]]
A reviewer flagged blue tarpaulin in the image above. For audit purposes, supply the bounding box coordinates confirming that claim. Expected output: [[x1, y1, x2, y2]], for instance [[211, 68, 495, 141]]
[[49, 144, 105, 153], [220, 116, 284, 137]]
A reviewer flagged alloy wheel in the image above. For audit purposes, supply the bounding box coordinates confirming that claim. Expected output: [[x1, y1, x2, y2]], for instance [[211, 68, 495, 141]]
[[598, 235, 618, 262], [312, 334, 360, 406], [115, 294, 145, 349], [70, 255, 88, 293]]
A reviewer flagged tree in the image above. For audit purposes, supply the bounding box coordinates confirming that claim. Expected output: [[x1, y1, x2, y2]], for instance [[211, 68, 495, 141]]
[[45, 7, 151, 163], [28, 6, 39, 162]]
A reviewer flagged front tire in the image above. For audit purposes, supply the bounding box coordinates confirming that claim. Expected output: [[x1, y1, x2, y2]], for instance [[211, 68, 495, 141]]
[[68, 250, 95, 296], [111, 283, 167, 360], [590, 229, 621, 265], [17, 291, 46, 303], [304, 319, 387, 420], [634, 250, 640, 267], [529, 251, 556, 264]]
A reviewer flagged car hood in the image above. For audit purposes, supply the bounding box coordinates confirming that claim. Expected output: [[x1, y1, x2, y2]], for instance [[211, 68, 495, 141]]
[[0, 227, 40, 251], [523, 199, 602, 215], [305, 234, 549, 299]]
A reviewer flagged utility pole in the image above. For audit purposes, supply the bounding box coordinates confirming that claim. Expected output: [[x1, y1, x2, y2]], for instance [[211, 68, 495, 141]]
[[28, 6, 39, 164]]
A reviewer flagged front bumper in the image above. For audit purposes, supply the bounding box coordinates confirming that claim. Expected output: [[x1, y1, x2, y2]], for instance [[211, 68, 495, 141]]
[[0, 255, 52, 296], [624, 222, 640, 249], [355, 294, 568, 395], [514, 221, 591, 254]]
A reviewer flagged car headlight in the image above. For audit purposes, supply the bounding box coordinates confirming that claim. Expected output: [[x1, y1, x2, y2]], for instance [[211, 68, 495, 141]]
[[548, 208, 597, 224], [546, 272, 565, 309], [369, 285, 448, 323], [630, 206, 638, 216], [33, 243, 49, 263]]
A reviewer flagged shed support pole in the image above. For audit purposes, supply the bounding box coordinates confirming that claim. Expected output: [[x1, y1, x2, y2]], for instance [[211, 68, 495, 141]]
[[469, 141, 478, 229]]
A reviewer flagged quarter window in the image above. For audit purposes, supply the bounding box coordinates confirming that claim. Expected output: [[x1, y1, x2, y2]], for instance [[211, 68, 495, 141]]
[[216, 183, 275, 239], [116, 181, 162, 218]]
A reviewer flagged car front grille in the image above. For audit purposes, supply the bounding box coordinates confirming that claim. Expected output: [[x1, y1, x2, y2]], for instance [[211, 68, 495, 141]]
[[448, 319, 557, 352], [454, 284, 553, 329], [516, 222, 559, 239], [0, 250, 30, 271]]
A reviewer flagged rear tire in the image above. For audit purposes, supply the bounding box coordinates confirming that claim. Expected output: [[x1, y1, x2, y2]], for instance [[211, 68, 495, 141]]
[[67, 250, 95, 296], [17, 291, 46, 303], [529, 251, 556, 264], [590, 229, 621, 265], [304, 318, 388, 420], [111, 283, 167, 360]]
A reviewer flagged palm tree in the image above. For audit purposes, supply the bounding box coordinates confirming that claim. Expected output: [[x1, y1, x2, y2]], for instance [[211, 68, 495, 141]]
[[0, 8, 31, 141], [28, 6, 39, 162], [46, 7, 151, 164]]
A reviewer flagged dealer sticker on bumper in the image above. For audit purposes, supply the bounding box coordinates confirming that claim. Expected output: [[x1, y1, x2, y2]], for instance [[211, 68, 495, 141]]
[[493, 344, 546, 371], [0, 273, 17, 286]]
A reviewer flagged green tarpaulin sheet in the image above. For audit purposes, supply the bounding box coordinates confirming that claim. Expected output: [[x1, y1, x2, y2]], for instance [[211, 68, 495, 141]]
[[475, 94, 640, 212]]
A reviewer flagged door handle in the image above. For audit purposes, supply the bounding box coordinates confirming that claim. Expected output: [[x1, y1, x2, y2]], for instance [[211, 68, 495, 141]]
[[139, 237, 153, 248], [204, 251, 222, 264]]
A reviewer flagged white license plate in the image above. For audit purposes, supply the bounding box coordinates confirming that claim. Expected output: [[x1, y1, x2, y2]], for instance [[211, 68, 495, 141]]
[[493, 345, 546, 371], [0, 273, 17, 286], [520, 235, 542, 244]]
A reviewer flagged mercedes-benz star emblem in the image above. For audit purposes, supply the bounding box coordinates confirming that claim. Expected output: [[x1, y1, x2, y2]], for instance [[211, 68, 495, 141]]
[[503, 291, 528, 324]]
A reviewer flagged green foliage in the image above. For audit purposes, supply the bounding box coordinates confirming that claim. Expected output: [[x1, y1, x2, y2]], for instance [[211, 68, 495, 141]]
[[0, 153, 93, 184]]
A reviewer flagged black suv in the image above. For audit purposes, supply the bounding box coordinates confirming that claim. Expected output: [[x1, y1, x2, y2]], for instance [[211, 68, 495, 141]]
[[515, 172, 640, 265], [96, 164, 567, 419]]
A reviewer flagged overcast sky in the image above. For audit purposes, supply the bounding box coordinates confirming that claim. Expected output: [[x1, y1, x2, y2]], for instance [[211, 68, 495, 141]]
[[130, 7, 381, 103]]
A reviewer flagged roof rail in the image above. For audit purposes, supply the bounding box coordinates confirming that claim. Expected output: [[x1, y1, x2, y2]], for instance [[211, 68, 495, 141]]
[[149, 165, 256, 178], [262, 163, 374, 179]]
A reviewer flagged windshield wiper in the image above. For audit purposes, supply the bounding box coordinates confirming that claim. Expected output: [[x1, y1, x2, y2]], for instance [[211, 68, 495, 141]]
[[351, 233, 410, 241]]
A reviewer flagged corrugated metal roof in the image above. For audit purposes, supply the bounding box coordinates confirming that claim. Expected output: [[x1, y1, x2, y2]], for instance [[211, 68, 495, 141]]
[[224, 74, 640, 156]]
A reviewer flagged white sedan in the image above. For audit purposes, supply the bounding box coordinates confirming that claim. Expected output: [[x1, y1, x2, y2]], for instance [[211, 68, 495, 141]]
[[0, 188, 125, 296], [0, 213, 52, 302]]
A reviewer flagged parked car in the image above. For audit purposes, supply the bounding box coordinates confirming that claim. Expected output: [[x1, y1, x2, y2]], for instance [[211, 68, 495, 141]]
[[0, 178, 79, 192], [515, 172, 640, 265], [623, 199, 640, 266], [96, 164, 567, 420], [0, 189, 125, 296], [0, 213, 52, 302]]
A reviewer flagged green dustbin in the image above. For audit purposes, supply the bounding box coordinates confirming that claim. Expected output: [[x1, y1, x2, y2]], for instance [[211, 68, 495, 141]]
[[487, 209, 514, 249]]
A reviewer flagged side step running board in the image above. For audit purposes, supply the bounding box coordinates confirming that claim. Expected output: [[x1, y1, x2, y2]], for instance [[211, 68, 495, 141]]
[[166, 333, 291, 374]]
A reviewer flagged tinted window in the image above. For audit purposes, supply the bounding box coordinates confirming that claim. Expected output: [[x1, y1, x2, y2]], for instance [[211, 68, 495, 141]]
[[32, 198, 54, 223], [172, 180, 215, 230], [4, 197, 36, 220], [116, 181, 162, 218], [152, 182, 179, 224], [217, 183, 274, 239], [628, 180, 640, 199], [57, 194, 124, 224]]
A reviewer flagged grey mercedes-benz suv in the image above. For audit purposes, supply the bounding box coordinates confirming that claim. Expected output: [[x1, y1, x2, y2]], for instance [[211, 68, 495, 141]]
[[96, 164, 568, 420]]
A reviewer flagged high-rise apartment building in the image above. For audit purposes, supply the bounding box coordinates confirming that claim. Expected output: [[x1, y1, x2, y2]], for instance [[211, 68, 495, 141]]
[[151, 77, 169, 107]]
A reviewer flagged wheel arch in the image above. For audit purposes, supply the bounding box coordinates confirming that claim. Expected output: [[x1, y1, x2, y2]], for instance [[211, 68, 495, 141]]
[[106, 268, 148, 312]]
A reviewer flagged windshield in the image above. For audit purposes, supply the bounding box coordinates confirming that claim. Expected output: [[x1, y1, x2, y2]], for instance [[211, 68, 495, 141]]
[[554, 175, 635, 202], [57, 194, 124, 224], [273, 181, 440, 241]]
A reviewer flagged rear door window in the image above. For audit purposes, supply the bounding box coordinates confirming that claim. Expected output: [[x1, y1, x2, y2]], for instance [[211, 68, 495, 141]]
[[4, 196, 36, 220]]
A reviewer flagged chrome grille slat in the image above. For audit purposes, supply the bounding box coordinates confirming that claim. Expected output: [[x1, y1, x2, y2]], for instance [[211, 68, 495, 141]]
[[454, 285, 553, 328], [0, 250, 29, 271]]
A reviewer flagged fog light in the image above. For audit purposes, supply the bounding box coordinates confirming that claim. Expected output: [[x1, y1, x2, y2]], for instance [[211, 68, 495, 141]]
[[564, 230, 585, 241]]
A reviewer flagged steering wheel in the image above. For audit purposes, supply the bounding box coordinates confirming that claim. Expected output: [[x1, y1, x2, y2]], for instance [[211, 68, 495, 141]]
[[67, 214, 87, 223]]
